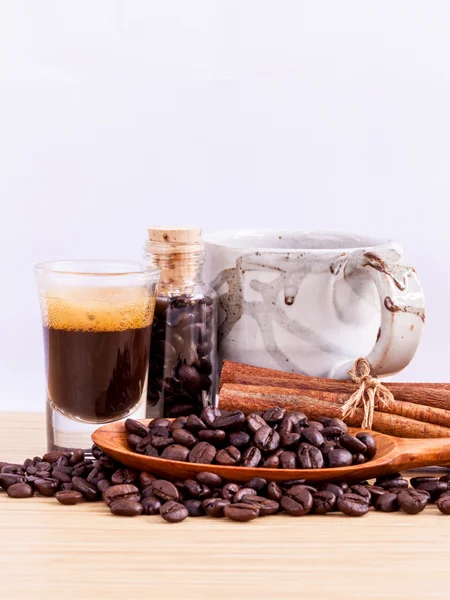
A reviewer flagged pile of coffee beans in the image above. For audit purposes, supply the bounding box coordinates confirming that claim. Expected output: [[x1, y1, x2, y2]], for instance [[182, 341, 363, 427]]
[[127, 408, 377, 469], [1, 447, 450, 522], [148, 295, 216, 418]]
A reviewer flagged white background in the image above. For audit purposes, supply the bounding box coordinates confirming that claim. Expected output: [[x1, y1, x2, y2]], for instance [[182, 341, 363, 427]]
[[1, 1, 449, 412]]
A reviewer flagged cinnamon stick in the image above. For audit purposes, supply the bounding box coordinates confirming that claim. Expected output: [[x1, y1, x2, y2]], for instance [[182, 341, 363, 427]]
[[219, 385, 450, 438], [221, 361, 450, 411]]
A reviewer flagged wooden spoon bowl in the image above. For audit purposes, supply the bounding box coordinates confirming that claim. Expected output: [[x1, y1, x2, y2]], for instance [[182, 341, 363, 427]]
[[92, 420, 450, 484]]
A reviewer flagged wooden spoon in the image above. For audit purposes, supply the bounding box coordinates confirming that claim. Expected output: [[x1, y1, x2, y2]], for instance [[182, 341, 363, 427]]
[[92, 420, 450, 484]]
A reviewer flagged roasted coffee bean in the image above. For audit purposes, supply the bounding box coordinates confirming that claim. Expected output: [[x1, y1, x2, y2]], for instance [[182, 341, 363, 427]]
[[60, 483, 74, 491], [437, 495, 450, 515], [279, 451, 297, 469], [7, 483, 34, 498], [139, 472, 157, 488], [184, 499, 205, 517], [397, 489, 428, 514], [241, 446, 262, 468], [34, 478, 59, 497], [325, 418, 348, 433], [281, 479, 308, 490], [150, 436, 174, 450], [69, 449, 85, 466], [172, 429, 198, 448], [160, 500, 189, 523], [0, 473, 25, 490], [246, 413, 267, 433], [183, 479, 203, 498], [320, 482, 345, 499], [71, 460, 95, 478], [111, 468, 138, 486], [104, 484, 140, 506], [376, 472, 402, 484], [247, 477, 267, 492], [55, 490, 84, 505], [326, 448, 353, 468], [197, 471, 222, 488], [350, 485, 371, 502], [213, 410, 245, 431], [141, 495, 162, 515], [71, 477, 100, 501], [339, 434, 367, 454], [352, 453, 366, 465], [52, 469, 72, 484], [233, 487, 258, 503], [263, 407, 286, 424], [410, 476, 439, 488], [279, 417, 294, 437], [125, 419, 150, 438], [301, 428, 324, 448], [321, 426, 345, 440], [262, 453, 280, 468], [365, 485, 387, 505], [203, 497, 230, 517], [222, 482, 241, 500], [150, 418, 171, 429], [201, 406, 222, 427], [126, 435, 142, 451], [189, 442, 216, 464], [141, 485, 156, 499], [185, 415, 207, 433], [297, 443, 324, 469], [337, 493, 370, 516], [110, 499, 143, 517], [254, 426, 280, 453], [143, 444, 159, 458], [378, 478, 409, 490], [198, 429, 227, 445], [228, 431, 250, 448], [152, 480, 179, 502], [42, 451, 68, 464], [215, 446, 241, 466], [1, 465, 24, 475], [161, 445, 191, 461], [312, 491, 336, 514], [415, 480, 448, 502], [36, 462, 52, 472], [97, 480, 111, 494], [281, 485, 313, 516], [374, 492, 398, 512], [170, 416, 188, 432], [197, 484, 212, 499], [224, 502, 259, 522], [356, 432, 377, 459], [287, 411, 308, 426], [308, 421, 325, 431], [241, 495, 279, 516]]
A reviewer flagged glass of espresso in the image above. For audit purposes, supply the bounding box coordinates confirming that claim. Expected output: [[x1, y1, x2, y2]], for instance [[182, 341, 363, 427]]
[[35, 260, 160, 452]]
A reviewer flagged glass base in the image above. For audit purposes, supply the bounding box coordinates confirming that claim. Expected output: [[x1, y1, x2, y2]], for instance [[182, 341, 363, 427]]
[[46, 400, 146, 453]]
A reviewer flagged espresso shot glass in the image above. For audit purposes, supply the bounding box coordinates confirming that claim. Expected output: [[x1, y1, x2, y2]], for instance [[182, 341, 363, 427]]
[[35, 260, 160, 452]]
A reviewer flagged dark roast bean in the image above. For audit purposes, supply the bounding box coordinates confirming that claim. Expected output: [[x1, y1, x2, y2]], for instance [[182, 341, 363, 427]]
[[150, 436, 174, 450], [378, 478, 409, 490], [197, 471, 222, 488], [233, 487, 258, 503], [152, 480, 179, 502], [52, 469, 72, 484], [410, 476, 439, 488], [241, 495, 279, 515], [320, 482, 345, 499], [415, 480, 448, 502], [326, 448, 353, 468], [71, 476, 100, 501], [224, 502, 259, 522], [103, 484, 140, 506], [97, 480, 111, 494], [281, 479, 308, 490], [183, 479, 203, 498], [262, 453, 280, 468], [170, 416, 188, 432], [280, 433, 301, 450], [42, 451, 68, 464], [69, 449, 85, 466], [185, 414, 207, 433], [1, 465, 24, 475], [339, 434, 367, 454], [254, 426, 280, 453], [436, 495, 450, 514], [321, 426, 345, 440], [203, 498, 230, 517], [246, 413, 267, 433], [139, 472, 157, 488], [228, 431, 250, 448], [7, 483, 34, 498], [352, 453, 366, 465], [397, 489, 428, 514], [189, 442, 216, 464], [125, 419, 150, 438], [200, 406, 221, 427], [111, 469, 138, 486], [172, 429, 198, 448], [34, 478, 59, 497], [55, 490, 84, 505], [267, 482, 283, 502], [222, 483, 241, 500], [297, 443, 324, 469], [0, 473, 25, 490], [184, 499, 205, 517], [279, 418, 294, 437], [302, 428, 324, 448], [141, 485, 156, 499], [324, 418, 348, 433], [356, 432, 377, 459], [241, 446, 262, 468], [141, 495, 162, 515], [161, 445, 190, 461], [213, 410, 245, 431], [216, 446, 241, 466], [60, 483, 74, 491], [110, 499, 143, 517], [247, 477, 267, 492], [312, 491, 336, 514], [198, 429, 227, 445], [281, 485, 313, 516], [160, 500, 189, 523], [279, 451, 297, 469], [374, 492, 398, 512], [350, 485, 371, 502], [263, 407, 286, 424], [126, 435, 142, 451], [144, 445, 160, 458], [337, 493, 370, 516], [287, 411, 308, 426]]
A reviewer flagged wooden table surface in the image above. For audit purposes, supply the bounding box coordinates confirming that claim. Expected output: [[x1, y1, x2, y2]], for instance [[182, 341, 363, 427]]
[[1, 412, 450, 600]]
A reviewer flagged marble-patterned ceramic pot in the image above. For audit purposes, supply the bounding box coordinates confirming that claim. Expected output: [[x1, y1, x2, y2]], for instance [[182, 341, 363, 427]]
[[203, 230, 425, 380]]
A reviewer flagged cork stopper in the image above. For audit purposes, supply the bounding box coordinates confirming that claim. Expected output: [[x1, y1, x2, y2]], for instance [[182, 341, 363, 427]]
[[147, 227, 202, 246]]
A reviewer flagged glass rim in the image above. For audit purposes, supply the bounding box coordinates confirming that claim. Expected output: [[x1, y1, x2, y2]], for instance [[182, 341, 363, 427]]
[[34, 259, 160, 278]]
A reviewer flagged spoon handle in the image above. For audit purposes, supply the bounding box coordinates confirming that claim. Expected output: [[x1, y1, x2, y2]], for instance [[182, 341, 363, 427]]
[[394, 437, 450, 470]]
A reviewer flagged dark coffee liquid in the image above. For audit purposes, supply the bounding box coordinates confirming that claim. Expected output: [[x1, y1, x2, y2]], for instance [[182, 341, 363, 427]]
[[44, 325, 151, 422]]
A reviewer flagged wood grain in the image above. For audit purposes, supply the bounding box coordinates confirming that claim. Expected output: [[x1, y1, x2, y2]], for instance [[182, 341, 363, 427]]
[[92, 419, 450, 483], [1, 412, 450, 600]]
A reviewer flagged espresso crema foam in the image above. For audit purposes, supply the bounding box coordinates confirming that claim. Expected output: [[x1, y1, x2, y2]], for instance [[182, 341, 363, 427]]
[[40, 287, 155, 332]]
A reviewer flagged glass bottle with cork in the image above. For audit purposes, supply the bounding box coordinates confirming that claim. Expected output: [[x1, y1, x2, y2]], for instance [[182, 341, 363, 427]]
[[143, 227, 218, 418]]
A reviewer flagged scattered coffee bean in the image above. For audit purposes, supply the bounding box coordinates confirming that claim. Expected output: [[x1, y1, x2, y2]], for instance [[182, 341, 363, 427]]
[[337, 493, 370, 516], [203, 497, 230, 517], [281, 485, 313, 516], [55, 490, 84, 505], [160, 500, 189, 523], [110, 499, 143, 517], [224, 502, 259, 522], [152, 480, 179, 502], [397, 489, 428, 514], [437, 495, 450, 515], [7, 482, 34, 498], [312, 491, 336, 514]]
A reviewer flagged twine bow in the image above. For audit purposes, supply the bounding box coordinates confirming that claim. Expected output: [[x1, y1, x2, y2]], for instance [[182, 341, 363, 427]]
[[341, 358, 394, 429]]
